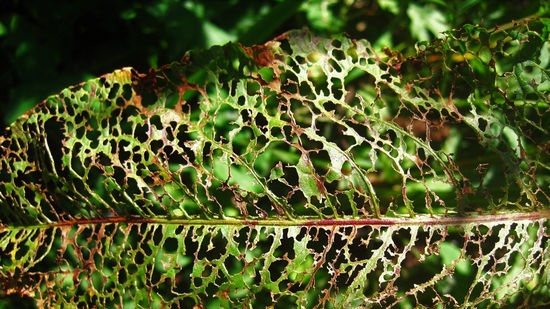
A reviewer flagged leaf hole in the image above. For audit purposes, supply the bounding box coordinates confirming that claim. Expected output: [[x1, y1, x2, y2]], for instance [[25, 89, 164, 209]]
[[163, 237, 178, 253]]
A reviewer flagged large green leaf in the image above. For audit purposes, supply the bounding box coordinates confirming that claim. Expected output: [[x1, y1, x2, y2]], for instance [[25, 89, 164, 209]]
[[1, 19, 549, 308]]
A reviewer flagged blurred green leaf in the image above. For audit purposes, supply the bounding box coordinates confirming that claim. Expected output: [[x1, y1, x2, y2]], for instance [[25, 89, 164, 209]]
[[407, 2, 449, 41], [239, 0, 305, 45]]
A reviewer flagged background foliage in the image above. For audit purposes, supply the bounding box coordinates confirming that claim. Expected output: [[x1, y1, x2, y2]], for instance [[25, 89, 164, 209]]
[[0, 0, 546, 126]]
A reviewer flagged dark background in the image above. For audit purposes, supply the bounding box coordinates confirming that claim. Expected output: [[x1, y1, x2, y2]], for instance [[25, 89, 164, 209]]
[[0, 0, 545, 127]]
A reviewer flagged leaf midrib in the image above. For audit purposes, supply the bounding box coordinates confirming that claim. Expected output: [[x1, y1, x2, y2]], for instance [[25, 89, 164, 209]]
[[2, 209, 548, 231]]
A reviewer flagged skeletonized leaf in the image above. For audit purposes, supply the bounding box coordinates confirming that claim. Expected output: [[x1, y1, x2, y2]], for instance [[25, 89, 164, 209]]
[[1, 19, 549, 308]]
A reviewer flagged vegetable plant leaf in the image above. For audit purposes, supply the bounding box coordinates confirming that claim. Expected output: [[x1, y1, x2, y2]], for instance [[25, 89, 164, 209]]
[[1, 18, 549, 308]]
